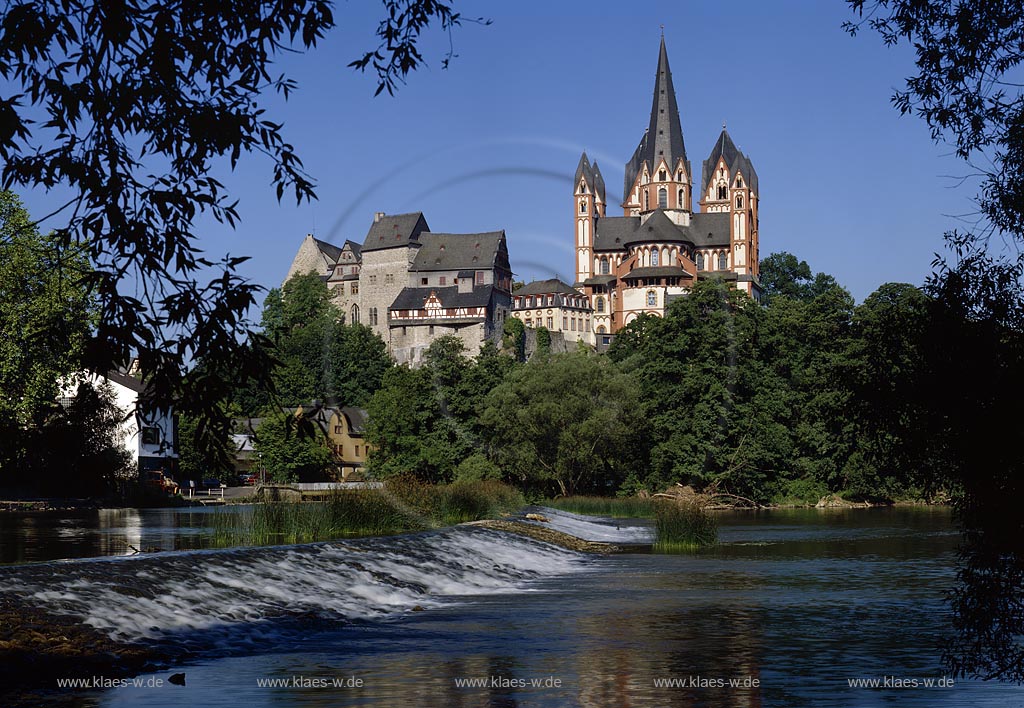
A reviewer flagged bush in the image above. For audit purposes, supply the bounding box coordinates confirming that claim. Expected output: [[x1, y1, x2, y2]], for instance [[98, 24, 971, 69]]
[[455, 454, 502, 482]]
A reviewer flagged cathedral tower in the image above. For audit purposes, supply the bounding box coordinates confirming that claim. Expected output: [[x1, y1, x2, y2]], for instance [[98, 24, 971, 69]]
[[700, 127, 760, 286], [622, 36, 692, 220], [574, 152, 605, 284]]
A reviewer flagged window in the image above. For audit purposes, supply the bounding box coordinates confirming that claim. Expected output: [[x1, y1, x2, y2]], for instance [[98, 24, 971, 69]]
[[580, 201, 587, 214], [677, 171, 683, 181], [717, 184, 727, 200], [579, 181, 587, 194], [547, 316, 553, 328], [350, 304, 360, 324], [439, 276, 446, 286], [334, 425, 343, 434], [696, 252, 704, 270], [597, 325, 607, 334], [141, 427, 160, 445], [600, 257, 609, 275], [429, 325, 435, 335], [421, 277, 428, 285], [644, 190, 649, 210], [718, 252, 728, 270], [562, 315, 568, 329], [547, 295, 554, 306], [651, 249, 659, 266], [736, 194, 744, 209], [368, 274, 377, 284], [350, 283, 358, 295], [659, 169, 666, 181], [647, 290, 657, 307], [571, 318, 576, 331], [678, 188, 684, 206], [736, 176, 744, 187], [525, 318, 532, 326], [355, 445, 361, 457], [658, 187, 667, 209], [584, 318, 590, 331], [476, 271, 485, 285], [596, 296, 605, 313]]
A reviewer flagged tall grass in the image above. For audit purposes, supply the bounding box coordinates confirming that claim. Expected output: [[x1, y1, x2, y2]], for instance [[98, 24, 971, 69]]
[[544, 495, 656, 518], [652, 497, 718, 552], [211, 478, 525, 547]]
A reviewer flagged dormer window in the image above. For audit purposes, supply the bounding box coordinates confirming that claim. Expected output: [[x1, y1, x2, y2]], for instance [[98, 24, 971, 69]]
[[659, 169, 666, 181], [736, 176, 744, 188], [580, 182, 587, 194]]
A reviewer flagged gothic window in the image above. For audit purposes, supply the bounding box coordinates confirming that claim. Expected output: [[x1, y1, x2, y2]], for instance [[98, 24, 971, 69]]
[[659, 169, 666, 181], [718, 252, 728, 270], [350, 304, 360, 324], [600, 257, 610, 275], [644, 190, 649, 211], [658, 187, 667, 209], [678, 188, 684, 206], [647, 290, 657, 307], [736, 176, 743, 187], [717, 184, 727, 200], [350, 283, 358, 295], [596, 296, 605, 313], [597, 325, 607, 334], [736, 194, 744, 209], [651, 249, 659, 266], [696, 252, 704, 270], [580, 182, 587, 194], [580, 200, 587, 214]]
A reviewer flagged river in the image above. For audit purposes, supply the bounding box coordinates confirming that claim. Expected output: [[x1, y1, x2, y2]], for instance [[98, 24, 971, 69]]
[[1, 505, 1021, 706]]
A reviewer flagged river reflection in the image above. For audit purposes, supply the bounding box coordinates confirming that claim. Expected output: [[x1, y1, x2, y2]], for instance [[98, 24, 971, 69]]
[[81, 507, 1022, 708]]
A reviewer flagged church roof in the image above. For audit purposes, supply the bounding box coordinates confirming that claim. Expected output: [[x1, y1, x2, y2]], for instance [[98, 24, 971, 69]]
[[311, 236, 343, 263], [701, 128, 759, 196], [410, 231, 507, 272], [361, 212, 430, 252], [622, 265, 694, 280], [575, 152, 607, 205], [513, 278, 580, 297], [624, 37, 689, 199], [592, 210, 732, 252]]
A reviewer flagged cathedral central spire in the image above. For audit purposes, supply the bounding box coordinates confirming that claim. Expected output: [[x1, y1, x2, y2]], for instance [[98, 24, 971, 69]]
[[623, 36, 691, 213], [646, 36, 687, 172]]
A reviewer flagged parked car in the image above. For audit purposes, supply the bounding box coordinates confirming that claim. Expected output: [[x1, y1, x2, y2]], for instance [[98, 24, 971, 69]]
[[201, 477, 222, 489], [238, 473, 257, 486]]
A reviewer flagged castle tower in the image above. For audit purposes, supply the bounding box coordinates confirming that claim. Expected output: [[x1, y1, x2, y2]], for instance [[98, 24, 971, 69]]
[[622, 36, 692, 220], [700, 127, 760, 292], [574, 152, 605, 284]]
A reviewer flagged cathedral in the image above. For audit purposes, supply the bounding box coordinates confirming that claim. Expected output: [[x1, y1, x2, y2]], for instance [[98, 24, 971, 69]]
[[574, 36, 761, 340]]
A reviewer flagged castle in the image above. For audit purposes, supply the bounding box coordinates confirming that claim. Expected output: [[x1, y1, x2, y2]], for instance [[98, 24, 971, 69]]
[[573, 36, 761, 344], [287, 36, 761, 360]]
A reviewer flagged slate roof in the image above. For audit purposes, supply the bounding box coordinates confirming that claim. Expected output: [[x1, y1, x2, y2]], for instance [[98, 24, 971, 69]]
[[361, 212, 430, 252], [312, 236, 343, 263], [390, 284, 498, 311], [593, 216, 641, 251], [342, 239, 362, 260], [339, 407, 368, 434], [701, 128, 759, 196], [513, 279, 580, 297], [575, 152, 607, 205], [411, 231, 507, 272], [624, 37, 690, 198], [582, 274, 618, 286], [105, 369, 147, 394], [592, 210, 732, 252], [623, 265, 693, 279], [690, 212, 732, 247]]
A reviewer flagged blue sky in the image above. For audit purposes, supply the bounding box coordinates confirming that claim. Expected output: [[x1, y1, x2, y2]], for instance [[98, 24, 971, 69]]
[[20, 0, 981, 304]]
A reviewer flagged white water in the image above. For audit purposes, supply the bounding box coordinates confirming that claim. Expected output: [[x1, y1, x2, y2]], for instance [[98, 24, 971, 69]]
[[522, 506, 655, 544], [0, 526, 587, 647]]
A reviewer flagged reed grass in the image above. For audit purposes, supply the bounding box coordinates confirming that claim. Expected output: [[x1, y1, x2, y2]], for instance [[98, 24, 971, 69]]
[[652, 497, 718, 552], [211, 478, 526, 547], [544, 495, 656, 518]]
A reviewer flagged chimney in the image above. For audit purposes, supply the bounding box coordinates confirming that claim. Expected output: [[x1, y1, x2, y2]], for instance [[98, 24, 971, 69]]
[[374, 211, 385, 223]]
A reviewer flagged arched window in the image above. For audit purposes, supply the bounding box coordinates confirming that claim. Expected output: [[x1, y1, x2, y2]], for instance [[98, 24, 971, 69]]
[[736, 176, 743, 188], [647, 290, 657, 307], [658, 187, 667, 209], [659, 169, 666, 181], [717, 184, 728, 200], [677, 171, 683, 181], [597, 325, 607, 334], [735, 194, 743, 209], [644, 190, 649, 211], [696, 252, 704, 270], [600, 257, 610, 275], [350, 304, 360, 324], [580, 182, 587, 194], [596, 296, 605, 313], [718, 252, 728, 270], [678, 187, 684, 207], [651, 249, 659, 266], [580, 200, 587, 214]]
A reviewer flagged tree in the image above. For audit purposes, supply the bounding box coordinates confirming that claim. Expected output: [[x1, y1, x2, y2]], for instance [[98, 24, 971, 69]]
[[0, 1, 483, 468], [253, 413, 332, 483], [0, 191, 93, 478], [847, 0, 1024, 681], [479, 352, 645, 496], [758, 252, 814, 302]]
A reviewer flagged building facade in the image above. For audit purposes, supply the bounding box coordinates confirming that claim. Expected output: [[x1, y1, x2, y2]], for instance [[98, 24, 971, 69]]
[[575, 36, 761, 337], [510, 279, 594, 346], [286, 212, 513, 366]]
